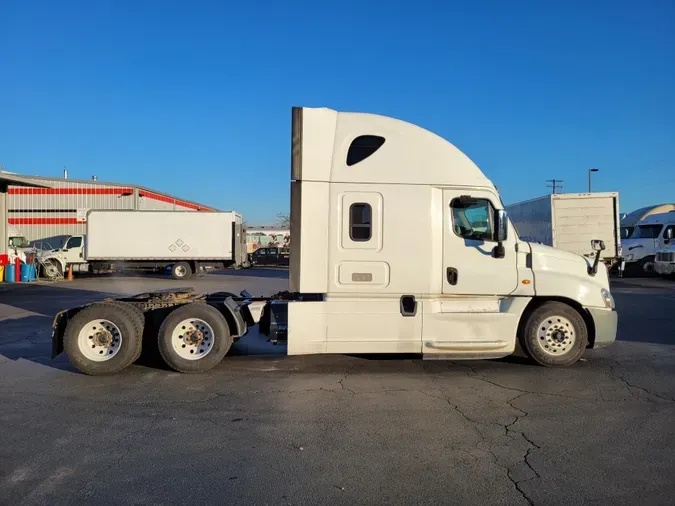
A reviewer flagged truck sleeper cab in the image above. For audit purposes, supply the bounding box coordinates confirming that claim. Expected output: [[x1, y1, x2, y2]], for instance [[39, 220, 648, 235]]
[[52, 107, 617, 375]]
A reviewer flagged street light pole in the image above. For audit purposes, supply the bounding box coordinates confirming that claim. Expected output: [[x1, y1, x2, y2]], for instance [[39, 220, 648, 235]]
[[588, 168, 599, 192]]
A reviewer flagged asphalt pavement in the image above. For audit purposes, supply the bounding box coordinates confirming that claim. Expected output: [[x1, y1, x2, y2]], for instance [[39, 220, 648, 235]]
[[0, 271, 674, 505]]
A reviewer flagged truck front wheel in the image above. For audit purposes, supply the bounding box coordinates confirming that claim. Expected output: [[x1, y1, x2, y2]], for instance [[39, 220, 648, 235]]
[[63, 302, 143, 375], [519, 302, 588, 367], [171, 262, 192, 280], [157, 303, 232, 373], [42, 260, 62, 280]]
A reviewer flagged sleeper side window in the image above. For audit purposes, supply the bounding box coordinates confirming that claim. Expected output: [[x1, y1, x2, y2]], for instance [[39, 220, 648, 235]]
[[346, 136, 386, 166], [350, 203, 372, 242], [451, 198, 495, 242]]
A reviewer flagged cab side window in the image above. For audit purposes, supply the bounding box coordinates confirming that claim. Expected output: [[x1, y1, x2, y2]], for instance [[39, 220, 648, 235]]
[[350, 203, 372, 242], [66, 236, 83, 249], [451, 199, 495, 242]]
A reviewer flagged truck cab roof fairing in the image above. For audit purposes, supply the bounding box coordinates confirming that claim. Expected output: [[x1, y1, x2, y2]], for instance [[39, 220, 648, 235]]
[[291, 107, 494, 189]]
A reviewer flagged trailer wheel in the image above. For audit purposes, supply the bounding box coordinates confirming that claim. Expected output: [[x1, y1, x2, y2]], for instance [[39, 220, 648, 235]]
[[171, 262, 192, 280], [63, 302, 143, 375], [157, 303, 232, 373], [519, 302, 588, 367]]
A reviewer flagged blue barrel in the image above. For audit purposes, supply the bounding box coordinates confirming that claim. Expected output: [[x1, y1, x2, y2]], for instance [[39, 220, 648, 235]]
[[5, 264, 16, 283], [20, 264, 35, 282]]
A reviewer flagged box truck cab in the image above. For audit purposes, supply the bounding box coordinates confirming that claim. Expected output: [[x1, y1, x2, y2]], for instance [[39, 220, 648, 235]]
[[622, 212, 675, 274], [52, 107, 617, 375], [7, 225, 32, 263]]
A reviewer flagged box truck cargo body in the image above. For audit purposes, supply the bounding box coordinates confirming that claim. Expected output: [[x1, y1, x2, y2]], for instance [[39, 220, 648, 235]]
[[51, 107, 617, 376], [37, 211, 247, 279], [507, 193, 620, 266]]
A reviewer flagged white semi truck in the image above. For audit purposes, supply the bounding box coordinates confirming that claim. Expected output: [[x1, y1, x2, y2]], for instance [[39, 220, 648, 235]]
[[506, 193, 621, 270], [38, 210, 248, 280], [624, 212, 675, 275], [51, 107, 617, 375]]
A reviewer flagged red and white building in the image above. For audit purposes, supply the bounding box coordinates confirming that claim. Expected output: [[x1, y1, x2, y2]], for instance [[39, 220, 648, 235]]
[[7, 173, 216, 248]]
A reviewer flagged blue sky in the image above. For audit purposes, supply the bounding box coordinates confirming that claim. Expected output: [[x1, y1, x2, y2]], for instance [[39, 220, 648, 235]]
[[1, 0, 673, 224]]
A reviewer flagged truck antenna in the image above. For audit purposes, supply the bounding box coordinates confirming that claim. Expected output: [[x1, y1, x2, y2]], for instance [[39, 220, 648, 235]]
[[545, 179, 563, 194]]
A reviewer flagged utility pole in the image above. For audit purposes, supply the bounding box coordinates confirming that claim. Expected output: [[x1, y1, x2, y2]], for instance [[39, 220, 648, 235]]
[[546, 179, 563, 194], [588, 168, 599, 192]]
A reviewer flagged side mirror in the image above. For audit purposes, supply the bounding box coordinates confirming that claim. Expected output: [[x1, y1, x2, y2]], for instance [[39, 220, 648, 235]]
[[665, 228, 674, 242], [495, 209, 508, 243], [591, 240, 606, 252]]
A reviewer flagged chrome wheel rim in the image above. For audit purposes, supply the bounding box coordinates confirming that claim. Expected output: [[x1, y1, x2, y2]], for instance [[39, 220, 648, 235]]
[[174, 265, 187, 277]]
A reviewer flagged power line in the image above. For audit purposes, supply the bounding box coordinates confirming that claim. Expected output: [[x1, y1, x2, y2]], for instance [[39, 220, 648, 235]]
[[545, 179, 563, 194]]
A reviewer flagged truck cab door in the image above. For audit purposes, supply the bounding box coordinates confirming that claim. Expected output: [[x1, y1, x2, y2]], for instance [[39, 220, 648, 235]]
[[421, 190, 522, 359], [62, 236, 85, 264], [442, 190, 518, 295]]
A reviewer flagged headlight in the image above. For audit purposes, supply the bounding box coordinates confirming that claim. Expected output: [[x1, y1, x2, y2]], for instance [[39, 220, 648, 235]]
[[624, 254, 634, 261], [601, 288, 615, 309]]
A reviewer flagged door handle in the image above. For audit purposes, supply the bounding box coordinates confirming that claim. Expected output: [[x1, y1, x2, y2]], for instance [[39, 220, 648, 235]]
[[447, 267, 458, 286]]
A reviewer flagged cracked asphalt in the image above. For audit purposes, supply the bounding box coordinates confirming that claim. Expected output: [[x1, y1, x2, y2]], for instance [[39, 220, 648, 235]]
[[1, 271, 674, 505]]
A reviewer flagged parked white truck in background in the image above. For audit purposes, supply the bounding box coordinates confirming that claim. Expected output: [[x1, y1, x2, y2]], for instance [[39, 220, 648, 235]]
[[38, 210, 248, 280], [620, 203, 675, 240], [623, 212, 675, 275], [51, 107, 617, 375], [506, 193, 621, 271], [654, 233, 675, 278], [7, 224, 33, 263]]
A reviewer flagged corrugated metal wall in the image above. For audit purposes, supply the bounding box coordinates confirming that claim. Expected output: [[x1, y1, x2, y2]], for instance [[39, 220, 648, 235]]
[[8, 176, 214, 247]]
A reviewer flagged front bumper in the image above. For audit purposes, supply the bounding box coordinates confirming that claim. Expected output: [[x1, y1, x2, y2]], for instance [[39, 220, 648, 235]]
[[587, 307, 618, 348], [655, 262, 675, 275]]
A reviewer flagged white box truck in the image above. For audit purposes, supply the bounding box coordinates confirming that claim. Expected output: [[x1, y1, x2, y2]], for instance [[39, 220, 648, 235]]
[[507, 193, 621, 269], [38, 210, 247, 280], [51, 107, 617, 375]]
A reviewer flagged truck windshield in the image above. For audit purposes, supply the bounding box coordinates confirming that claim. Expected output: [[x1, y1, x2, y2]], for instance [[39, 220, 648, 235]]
[[634, 224, 663, 239], [9, 236, 30, 248], [620, 226, 634, 240]]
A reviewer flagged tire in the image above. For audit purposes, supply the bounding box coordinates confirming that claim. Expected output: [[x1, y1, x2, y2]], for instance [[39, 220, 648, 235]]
[[42, 259, 63, 280], [519, 302, 588, 367], [103, 301, 146, 363], [637, 256, 656, 277], [63, 302, 143, 375], [171, 262, 192, 280], [157, 303, 232, 373]]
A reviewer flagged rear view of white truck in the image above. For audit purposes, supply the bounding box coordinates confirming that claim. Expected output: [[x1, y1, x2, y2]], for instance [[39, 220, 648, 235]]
[[51, 106, 617, 375], [38, 210, 248, 280], [507, 193, 621, 270]]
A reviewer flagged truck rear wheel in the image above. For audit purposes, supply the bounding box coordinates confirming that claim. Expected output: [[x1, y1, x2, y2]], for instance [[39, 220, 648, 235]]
[[519, 302, 588, 367], [103, 301, 146, 363], [171, 262, 192, 280], [157, 303, 232, 373], [63, 302, 143, 375]]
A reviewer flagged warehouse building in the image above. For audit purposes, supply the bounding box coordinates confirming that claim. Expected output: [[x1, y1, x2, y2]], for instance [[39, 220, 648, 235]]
[[5, 172, 216, 249]]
